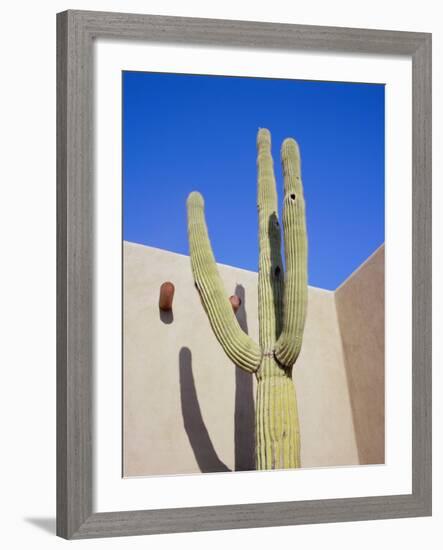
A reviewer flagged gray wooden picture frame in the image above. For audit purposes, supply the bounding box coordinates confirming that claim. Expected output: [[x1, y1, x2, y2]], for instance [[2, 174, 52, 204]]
[[57, 9, 432, 540]]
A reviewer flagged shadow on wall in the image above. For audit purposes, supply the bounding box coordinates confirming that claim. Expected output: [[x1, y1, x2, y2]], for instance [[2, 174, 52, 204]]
[[179, 347, 230, 473], [159, 308, 173, 324], [233, 284, 255, 471], [179, 284, 255, 473]]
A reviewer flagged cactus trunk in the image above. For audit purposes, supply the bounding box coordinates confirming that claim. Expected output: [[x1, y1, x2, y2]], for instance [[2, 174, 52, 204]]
[[256, 357, 301, 469], [255, 128, 302, 469], [187, 128, 307, 471]]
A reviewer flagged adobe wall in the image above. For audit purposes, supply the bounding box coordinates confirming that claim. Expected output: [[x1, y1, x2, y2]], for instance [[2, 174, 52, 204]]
[[335, 245, 385, 465], [123, 242, 365, 476]]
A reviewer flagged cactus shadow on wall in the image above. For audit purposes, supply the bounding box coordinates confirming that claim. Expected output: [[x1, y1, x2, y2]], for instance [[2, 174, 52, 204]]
[[179, 285, 255, 473], [233, 284, 255, 471], [179, 347, 230, 472]]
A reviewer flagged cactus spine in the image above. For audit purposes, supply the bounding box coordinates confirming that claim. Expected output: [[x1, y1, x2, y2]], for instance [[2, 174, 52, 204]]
[[187, 128, 308, 470]]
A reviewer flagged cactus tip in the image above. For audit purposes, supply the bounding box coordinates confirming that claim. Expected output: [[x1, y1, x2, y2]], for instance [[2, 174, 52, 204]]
[[257, 127, 271, 146], [187, 191, 204, 207], [281, 137, 300, 155]]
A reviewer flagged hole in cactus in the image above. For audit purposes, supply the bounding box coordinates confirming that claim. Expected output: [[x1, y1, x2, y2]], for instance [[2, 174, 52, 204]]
[[275, 266, 281, 277], [290, 193, 296, 200]]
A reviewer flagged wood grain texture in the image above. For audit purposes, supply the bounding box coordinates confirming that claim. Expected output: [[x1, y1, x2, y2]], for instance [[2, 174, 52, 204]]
[[57, 10, 93, 539], [411, 35, 432, 511], [56, 9, 432, 539], [63, 9, 427, 54]]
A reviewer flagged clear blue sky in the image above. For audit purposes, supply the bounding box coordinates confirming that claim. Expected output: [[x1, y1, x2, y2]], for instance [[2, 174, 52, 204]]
[[123, 71, 384, 290]]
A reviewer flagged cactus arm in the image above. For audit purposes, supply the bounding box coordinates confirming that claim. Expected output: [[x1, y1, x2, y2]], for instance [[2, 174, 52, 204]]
[[256, 128, 285, 350], [187, 191, 262, 373], [274, 138, 308, 367]]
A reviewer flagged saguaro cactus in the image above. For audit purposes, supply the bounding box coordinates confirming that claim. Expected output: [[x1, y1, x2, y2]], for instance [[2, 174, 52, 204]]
[[187, 128, 308, 470]]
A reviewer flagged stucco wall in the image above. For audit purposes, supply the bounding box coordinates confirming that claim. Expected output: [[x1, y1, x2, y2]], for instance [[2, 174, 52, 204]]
[[123, 241, 362, 476], [335, 245, 385, 465]]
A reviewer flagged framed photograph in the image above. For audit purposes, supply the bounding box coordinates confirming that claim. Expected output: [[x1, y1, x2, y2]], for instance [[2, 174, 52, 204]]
[[57, 10, 432, 539]]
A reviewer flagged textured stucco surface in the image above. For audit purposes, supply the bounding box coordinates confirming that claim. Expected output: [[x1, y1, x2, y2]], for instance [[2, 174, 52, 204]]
[[335, 245, 385, 465], [123, 241, 363, 476]]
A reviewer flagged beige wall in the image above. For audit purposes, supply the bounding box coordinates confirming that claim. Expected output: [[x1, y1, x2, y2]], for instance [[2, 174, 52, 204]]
[[335, 245, 385, 465], [123, 241, 383, 476]]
